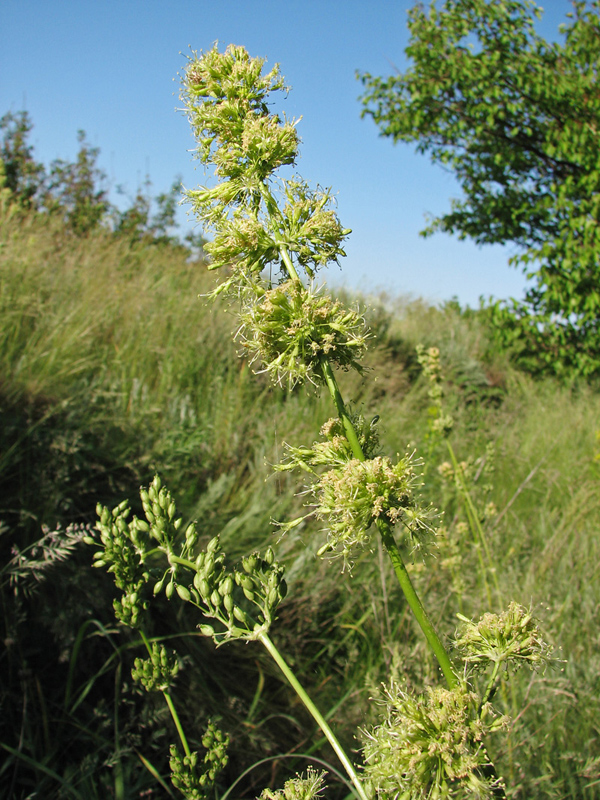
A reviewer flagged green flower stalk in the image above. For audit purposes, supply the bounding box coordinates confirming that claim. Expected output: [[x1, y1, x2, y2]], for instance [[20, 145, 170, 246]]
[[181, 42, 459, 694]]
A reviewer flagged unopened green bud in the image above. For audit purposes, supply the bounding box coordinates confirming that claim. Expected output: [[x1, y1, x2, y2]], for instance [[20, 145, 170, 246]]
[[176, 585, 191, 602], [207, 536, 220, 554]]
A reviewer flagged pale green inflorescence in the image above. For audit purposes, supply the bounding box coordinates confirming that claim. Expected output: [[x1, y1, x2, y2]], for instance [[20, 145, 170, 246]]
[[454, 602, 553, 671], [276, 418, 436, 564], [362, 682, 508, 799], [169, 720, 229, 800], [180, 44, 367, 390], [259, 768, 326, 800]]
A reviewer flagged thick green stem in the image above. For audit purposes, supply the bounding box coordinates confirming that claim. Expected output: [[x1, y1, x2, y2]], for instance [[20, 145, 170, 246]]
[[319, 356, 364, 460], [259, 632, 370, 800]]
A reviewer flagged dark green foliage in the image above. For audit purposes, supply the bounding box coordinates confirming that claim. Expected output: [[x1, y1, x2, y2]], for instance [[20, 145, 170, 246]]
[[359, 0, 600, 377], [0, 110, 45, 207]]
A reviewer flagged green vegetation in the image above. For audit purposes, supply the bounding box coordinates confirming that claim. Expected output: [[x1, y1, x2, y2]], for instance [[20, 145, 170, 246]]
[[359, 0, 600, 378], [2, 22, 600, 800]]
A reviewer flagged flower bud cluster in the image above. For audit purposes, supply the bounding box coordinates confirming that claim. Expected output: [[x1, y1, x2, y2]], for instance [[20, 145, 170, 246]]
[[178, 536, 287, 645], [362, 682, 507, 799], [90, 500, 151, 628], [454, 602, 553, 671], [276, 418, 435, 563], [131, 641, 180, 693], [238, 281, 369, 387], [169, 720, 229, 800], [417, 344, 454, 437], [259, 767, 326, 799]]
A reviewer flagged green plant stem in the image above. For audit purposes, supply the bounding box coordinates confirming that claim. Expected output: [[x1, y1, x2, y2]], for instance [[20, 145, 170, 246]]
[[140, 631, 191, 758], [274, 219, 457, 692], [377, 520, 458, 690], [259, 632, 370, 800], [319, 354, 458, 690], [480, 660, 502, 712]]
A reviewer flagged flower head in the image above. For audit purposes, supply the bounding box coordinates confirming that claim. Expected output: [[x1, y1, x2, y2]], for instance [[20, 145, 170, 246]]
[[362, 682, 506, 799]]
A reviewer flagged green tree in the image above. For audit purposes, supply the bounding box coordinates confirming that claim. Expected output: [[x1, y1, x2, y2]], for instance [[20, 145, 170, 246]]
[[45, 130, 109, 235], [359, 0, 600, 377], [0, 110, 45, 207]]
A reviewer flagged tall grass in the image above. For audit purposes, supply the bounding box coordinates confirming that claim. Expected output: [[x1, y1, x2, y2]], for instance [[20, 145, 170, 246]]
[[1, 195, 599, 796]]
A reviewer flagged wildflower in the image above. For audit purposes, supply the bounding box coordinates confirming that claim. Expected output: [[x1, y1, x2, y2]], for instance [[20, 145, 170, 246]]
[[238, 281, 369, 387], [454, 602, 553, 671], [362, 682, 506, 799], [260, 768, 326, 799]]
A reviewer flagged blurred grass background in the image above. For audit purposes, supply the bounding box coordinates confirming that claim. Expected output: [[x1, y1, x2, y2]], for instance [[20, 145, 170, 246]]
[[1, 200, 599, 798]]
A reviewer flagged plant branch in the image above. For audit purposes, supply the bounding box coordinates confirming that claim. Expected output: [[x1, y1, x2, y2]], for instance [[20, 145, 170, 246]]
[[259, 632, 370, 800]]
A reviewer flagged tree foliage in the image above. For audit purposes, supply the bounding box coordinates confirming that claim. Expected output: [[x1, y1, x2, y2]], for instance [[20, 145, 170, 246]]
[[359, 0, 600, 377]]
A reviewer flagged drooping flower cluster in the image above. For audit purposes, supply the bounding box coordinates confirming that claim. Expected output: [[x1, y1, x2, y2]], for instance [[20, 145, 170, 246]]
[[362, 682, 507, 799], [276, 418, 436, 563]]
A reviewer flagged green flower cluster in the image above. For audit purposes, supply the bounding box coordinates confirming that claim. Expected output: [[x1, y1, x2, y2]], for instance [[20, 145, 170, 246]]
[[187, 537, 288, 645], [259, 768, 326, 800], [180, 44, 366, 390], [276, 418, 435, 563], [238, 281, 369, 387], [170, 720, 229, 800], [362, 683, 507, 800], [454, 602, 553, 671], [131, 641, 180, 693], [89, 499, 152, 628], [417, 344, 454, 437]]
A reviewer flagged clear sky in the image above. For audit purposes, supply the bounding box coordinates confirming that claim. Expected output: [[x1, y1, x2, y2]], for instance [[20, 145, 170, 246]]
[[0, 0, 572, 306]]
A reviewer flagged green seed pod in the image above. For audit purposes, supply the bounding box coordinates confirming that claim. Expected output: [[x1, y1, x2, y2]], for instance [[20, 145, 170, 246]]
[[267, 587, 279, 607], [210, 589, 222, 607], [168, 501, 176, 520], [153, 577, 165, 595], [233, 606, 251, 626], [204, 555, 215, 575], [224, 594, 234, 613], [243, 587, 255, 602], [166, 581, 175, 600], [199, 624, 215, 637], [82, 535, 95, 546], [242, 554, 258, 574], [176, 585, 191, 602], [207, 536, 220, 554], [219, 576, 234, 596], [140, 489, 150, 505], [174, 517, 183, 531], [195, 551, 205, 568], [240, 575, 256, 592], [264, 547, 275, 566]]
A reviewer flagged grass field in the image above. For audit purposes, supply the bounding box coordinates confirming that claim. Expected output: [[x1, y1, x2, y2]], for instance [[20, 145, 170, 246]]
[[1, 200, 599, 798]]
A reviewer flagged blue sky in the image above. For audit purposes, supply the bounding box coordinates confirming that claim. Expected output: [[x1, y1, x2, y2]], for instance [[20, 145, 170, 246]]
[[1, 0, 571, 305]]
